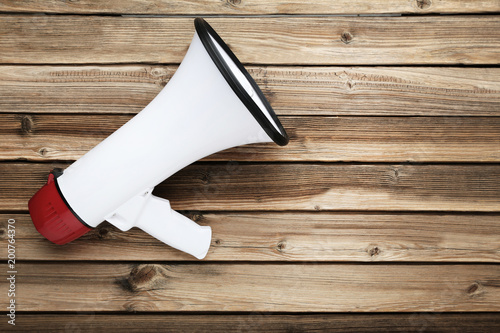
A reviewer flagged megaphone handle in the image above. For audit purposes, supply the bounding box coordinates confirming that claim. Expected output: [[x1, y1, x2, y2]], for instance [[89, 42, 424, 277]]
[[134, 195, 212, 260]]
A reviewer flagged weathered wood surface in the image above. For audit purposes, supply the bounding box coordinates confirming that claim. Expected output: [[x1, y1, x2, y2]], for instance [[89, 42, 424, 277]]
[[2, 313, 500, 333], [2, 66, 499, 116], [1, 0, 499, 328], [3, 114, 500, 162], [1, 0, 499, 15], [1, 263, 499, 312], [2, 163, 500, 212], [3, 213, 499, 262], [1, 16, 499, 65]]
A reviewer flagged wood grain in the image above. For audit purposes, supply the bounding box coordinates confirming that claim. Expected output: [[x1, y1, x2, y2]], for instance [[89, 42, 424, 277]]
[[3, 213, 500, 262], [1, 262, 499, 312], [1, 16, 499, 65], [2, 163, 500, 212], [1, 65, 499, 116], [2, 114, 500, 162], [0, 4, 499, 325], [2, 313, 500, 333], [1, 0, 499, 15]]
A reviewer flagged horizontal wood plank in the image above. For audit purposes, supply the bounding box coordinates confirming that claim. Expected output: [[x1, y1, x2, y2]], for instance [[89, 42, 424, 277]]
[[1, 16, 499, 65], [2, 114, 500, 162], [1, 263, 499, 312], [2, 313, 500, 332], [3, 213, 500, 262], [1, 66, 499, 116], [1, 0, 499, 15], [2, 163, 500, 212]]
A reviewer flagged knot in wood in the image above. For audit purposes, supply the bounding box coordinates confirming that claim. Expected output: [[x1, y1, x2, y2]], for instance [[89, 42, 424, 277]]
[[20, 115, 34, 135], [227, 0, 242, 6], [341, 32, 353, 44], [466, 281, 483, 297], [368, 246, 381, 257], [125, 264, 169, 292], [149, 67, 165, 78], [192, 213, 204, 222], [200, 172, 211, 184], [389, 167, 401, 184], [276, 240, 287, 253], [97, 227, 110, 239], [38, 147, 48, 157], [416, 0, 432, 10]]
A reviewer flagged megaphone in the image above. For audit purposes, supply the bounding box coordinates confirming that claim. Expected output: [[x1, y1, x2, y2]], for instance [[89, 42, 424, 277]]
[[28, 18, 289, 260]]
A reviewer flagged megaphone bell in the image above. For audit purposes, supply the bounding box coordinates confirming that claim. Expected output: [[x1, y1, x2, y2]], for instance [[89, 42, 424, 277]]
[[28, 18, 289, 259]]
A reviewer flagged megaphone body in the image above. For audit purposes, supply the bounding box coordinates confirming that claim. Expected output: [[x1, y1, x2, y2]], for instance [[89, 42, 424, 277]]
[[28, 18, 288, 259]]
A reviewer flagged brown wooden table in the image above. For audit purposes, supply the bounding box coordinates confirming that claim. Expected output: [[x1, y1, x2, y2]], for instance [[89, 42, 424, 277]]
[[1, 1, 500, 331]]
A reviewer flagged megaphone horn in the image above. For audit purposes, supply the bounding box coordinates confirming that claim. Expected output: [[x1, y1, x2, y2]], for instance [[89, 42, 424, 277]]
[[28, 18, 289, 260]]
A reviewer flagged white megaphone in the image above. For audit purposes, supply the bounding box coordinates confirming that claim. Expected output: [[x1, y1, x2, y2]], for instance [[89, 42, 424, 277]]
[[28, 18, 288, 260]]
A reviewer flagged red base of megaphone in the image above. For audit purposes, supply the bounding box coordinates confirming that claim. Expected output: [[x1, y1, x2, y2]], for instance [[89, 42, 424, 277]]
[[28, 171, 91, 245]]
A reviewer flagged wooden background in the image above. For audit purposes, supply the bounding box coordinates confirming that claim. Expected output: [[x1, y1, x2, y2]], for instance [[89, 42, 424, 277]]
[[1, 0, 500, 331]]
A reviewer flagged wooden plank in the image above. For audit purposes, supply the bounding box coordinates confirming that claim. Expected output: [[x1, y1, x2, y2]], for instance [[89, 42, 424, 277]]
[[1, 263, 499, 311], [2, 114, 500, 162], [2, 163, 500, 212], [3, 213, 500, 262], [1, 65, 499, 116], [2, 313, 500, 333], [0, 16, 499, 65], [1, 0, 499, 15]]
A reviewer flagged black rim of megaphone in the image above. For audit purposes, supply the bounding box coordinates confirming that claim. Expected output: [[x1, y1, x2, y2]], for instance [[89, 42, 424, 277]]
[[194, 18, 289, 146]]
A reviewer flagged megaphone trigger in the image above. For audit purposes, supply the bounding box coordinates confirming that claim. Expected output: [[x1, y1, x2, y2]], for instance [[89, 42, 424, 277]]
[[107, 190, 212, 259], [104, 188, 153, 231]]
